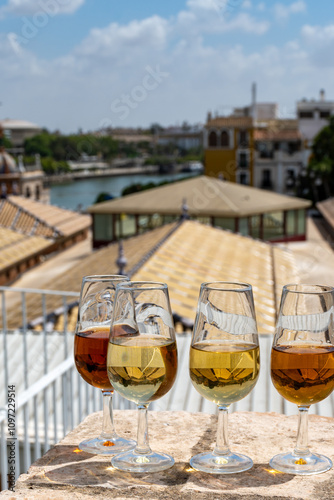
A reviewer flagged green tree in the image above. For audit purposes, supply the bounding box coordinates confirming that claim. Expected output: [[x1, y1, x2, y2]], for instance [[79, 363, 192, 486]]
[[24, 132, 53, 157], [309, 116, 334, 199]]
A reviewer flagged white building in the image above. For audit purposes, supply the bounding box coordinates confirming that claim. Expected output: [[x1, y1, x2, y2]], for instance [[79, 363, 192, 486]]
[[297, 89, 334, 143], [0, 119, 41, 148]]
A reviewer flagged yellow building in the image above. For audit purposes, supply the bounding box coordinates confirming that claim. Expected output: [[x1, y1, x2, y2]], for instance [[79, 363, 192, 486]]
[[204, 115, 254, 185]]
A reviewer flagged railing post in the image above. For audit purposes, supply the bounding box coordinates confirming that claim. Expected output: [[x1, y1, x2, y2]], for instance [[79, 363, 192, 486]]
[[0, 413, 8, 491], [21, 292, 28, 390], [2, 290, 9, 392], [33, 395, 41, 462], [42, 293, 48, 375]]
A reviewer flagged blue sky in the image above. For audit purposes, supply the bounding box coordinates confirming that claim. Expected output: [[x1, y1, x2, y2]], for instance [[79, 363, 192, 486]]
[[0, 0, 334, 133]]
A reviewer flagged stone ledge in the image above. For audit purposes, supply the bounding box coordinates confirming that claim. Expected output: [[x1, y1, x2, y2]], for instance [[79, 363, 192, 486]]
[[1, 410, 333, 499]]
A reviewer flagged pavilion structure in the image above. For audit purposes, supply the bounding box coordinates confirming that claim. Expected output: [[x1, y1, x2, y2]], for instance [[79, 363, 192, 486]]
[[87, 175, 311, 248]]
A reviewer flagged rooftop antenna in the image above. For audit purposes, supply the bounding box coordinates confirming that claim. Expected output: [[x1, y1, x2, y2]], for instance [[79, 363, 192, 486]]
[[116, 239, 128, 275]]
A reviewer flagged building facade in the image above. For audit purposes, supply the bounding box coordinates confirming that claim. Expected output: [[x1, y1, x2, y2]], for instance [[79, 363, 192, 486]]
[[204, 115, 254, 185]]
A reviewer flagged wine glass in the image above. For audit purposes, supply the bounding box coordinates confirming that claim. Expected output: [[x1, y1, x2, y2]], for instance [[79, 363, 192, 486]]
[[189, 281, 260, 474], [74, 275, 136, 454], [270, 283, 334, 475], [107, 281, 178, 472]]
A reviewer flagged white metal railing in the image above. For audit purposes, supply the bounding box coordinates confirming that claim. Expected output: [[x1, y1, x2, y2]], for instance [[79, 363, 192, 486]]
[[0, 286, 97, 491]]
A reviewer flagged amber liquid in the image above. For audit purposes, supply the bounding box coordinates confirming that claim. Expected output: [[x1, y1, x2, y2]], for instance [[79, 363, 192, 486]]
[[189, 341, 260, 405], [107, 332, 178, 405], [271, 345, 334, 405], [74, 326, 112, 390]]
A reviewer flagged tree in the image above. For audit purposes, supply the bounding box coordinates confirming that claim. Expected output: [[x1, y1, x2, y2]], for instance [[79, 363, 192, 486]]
[[307, 117, 334, 200]]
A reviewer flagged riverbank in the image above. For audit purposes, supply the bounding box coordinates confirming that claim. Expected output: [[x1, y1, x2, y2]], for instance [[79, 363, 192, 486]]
[[44, 164, 160, 186], [49, 171, 198, 211]]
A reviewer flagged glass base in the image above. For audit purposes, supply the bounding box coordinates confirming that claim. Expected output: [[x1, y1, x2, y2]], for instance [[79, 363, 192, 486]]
[[190, 451, 253, 474], [111, 448, 175, 472], [270, 451, 333, 475], [79, 435, 136, 455]]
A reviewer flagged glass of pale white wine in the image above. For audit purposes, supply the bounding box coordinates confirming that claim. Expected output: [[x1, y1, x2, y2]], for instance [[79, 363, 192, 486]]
[[189, 282, 260, 474], [107, 281, 178, 472]]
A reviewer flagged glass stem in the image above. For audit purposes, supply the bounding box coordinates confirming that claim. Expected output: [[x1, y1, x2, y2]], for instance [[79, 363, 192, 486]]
[[294, 405, 310, 456], [213, 405, 230, 456], [135, 404, 151, 455], [100, 390, 117, 440]]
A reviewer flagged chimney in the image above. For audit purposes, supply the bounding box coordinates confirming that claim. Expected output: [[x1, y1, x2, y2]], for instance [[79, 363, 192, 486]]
[[320, 89, 325, 101]]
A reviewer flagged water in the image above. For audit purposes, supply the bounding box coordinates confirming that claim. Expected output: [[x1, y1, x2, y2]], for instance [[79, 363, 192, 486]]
[[50, 172, 197, 211]]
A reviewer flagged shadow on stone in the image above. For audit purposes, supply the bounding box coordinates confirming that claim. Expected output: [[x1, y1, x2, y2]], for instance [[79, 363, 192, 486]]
[[188, 463, 294, 490], [39, 460, 190, 488], [33, 445, 93, 467]]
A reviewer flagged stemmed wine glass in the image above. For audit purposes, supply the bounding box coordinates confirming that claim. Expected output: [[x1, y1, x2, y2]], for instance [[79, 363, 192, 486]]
[[107, 281, 178, 472], [74, 275, 136, 454], [270, 284, 334, 475], [189, 282, 260, 474]]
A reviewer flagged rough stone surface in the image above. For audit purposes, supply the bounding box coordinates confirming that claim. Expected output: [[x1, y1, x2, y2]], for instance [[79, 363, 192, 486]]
[[1, 410, 334, 499]]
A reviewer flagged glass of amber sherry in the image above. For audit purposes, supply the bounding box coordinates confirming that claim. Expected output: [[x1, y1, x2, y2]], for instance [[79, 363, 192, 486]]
[[189, 282, 260, 473], [107, 281, 178, 472], [270, 284, 334, 475], [74, 275, 135, 454]]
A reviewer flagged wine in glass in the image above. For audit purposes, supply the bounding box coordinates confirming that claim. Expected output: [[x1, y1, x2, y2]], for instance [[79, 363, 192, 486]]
[[107, 281, 178, 472], [74, 275, 136, 454], [270, 284, 334, 475], [189, 282, 260, 473]]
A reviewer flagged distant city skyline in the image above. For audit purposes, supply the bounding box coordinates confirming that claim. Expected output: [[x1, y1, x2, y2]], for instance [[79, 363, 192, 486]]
[[0, 0, 333, 133]]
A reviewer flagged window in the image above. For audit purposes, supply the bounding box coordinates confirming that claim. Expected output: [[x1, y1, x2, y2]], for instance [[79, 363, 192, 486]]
[[299, 111, 313, 119], [214, 217, 235, 231], [320, 110, 330, 119], [239, 173, 248, 185], [239, 130, 248, 147], [94, 214, 113, 241], [257, 141, 273, 158], [261, 169, 272, 189], [221, 130, 229, 147], [239, 152, 248, 168], [208, 131, 217, 147]]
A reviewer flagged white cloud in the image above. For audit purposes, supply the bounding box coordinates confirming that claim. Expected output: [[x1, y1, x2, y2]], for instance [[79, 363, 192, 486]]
[[274, 1, 306, 21], [242, 1, 252, 9], [0, 0, 84, 17], [302, 24, 334, 45], [177, 3, 269, 36], [257, 2, 265, 11], [2, 0, 334, 134], [74, 16, 168, 59]]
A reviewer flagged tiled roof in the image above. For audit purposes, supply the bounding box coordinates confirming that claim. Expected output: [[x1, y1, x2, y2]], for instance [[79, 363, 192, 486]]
[[7, 196, 91, 237], [317, 198, 334, 228], [206, 116, 253, 128], [3, 223, 178, 330], [132, 220, 299, 334], [254, 129, 301, 141], [87, 175, 311, 218], [0, 227, 53, 272]]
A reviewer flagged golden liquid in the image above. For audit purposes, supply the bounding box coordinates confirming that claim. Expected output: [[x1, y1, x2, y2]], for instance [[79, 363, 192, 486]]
[[189, 342, 260, 405], [271, 344, 334, 405], [107, 335, 177, 404]]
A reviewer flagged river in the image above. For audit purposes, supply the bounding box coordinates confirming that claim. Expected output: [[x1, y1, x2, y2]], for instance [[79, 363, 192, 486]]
[[50, 171, 198, 211]]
